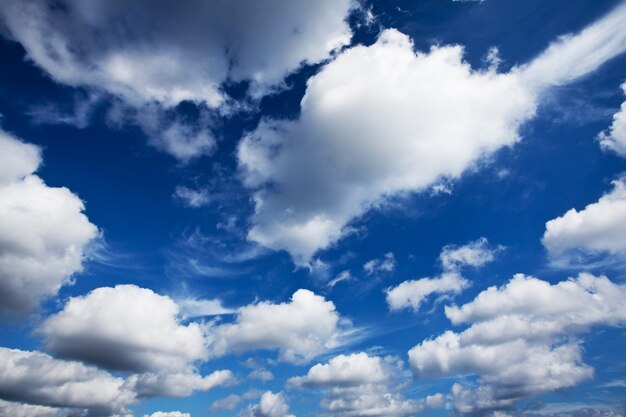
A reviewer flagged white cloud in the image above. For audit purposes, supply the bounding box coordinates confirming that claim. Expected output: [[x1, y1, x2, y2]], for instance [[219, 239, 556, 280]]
[[386, 272, 469, 313], [289, 352, 443, 417], [248, 368, 274, 382], [128, 369, 235, 398], [144, 413, 190, 417], [598, 83, 626, 157], [173, 186, 211, 208], [439, 238, 501, 271], [238, 2, 626, 266], [363, 253, 396, 275], [0, 129, 98, 316], [385, 239, 498, 313], [0, 400, 72, 417], [0, 347, 135, 416], [408, 273, 626, 414], [542, 177, 626, 259], [287, 352, 391, 388], [239, 392, 294, 417], [0, 0, 355, 161], [39, 285, 209, 373], [327, 270, 353, 289], [208, 289, 348, 363], [210, 394, 244, 413]]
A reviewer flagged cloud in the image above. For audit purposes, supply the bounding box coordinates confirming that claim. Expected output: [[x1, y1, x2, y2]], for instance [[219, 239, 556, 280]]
[[39, 285, 209, 373], [239, 392, 294, 417], [208, 289, 349, 363], [363, 253, 396, 275], [386, 238, 498, 312], [386, 272, 469, 313], [328, 270, 354, 289], [0, 347, 135, 416], [238, 2, 626, 266], [598, 83, 626, 157], [173, 186, 211, 208], [542, 176, 626, 262], [144, 413, 190, 417], [287, 352, 391, 389], [289, 352, 444, 417], [127, 369, 235, 398], [439, 238, 502, 271], [408, 273, 626, 414], [0, 0, 355, 161], [0, 400, 70, 417], [0, 129, 98, 316], [210, 394, 245, 413]]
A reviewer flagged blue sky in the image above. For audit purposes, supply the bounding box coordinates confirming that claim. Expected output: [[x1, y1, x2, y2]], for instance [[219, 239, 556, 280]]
[[0, 1, 626, 417]]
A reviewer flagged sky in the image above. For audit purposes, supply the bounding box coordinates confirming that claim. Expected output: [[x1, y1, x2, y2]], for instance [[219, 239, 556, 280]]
[[0, 0, 626, 417]]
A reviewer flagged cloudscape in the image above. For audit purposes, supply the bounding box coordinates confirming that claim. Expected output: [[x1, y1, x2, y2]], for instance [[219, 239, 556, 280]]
[[0, 1, 626, 417]]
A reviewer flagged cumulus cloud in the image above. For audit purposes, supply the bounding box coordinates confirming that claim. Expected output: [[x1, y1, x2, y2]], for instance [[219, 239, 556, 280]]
[[439, 238, 502, 271], [238, 2, 626, 266], [239, 392, 294, 417], [363, 253, 396, 275], [0, 347, 135, 416], [38, 285, 235, 398], [289, 352, 443, 417], [0, 0, 355, 161], [208, 289, 349, 363], [144, 413, 190, 417], [542, 177, 626, 262], [386, 272, 469, 313], [408, 273, 626, 414], [598, 83, 626, 157], [0, 129, 98, 316], [39, 285, 209, 373], [386, 238, 498, 312]]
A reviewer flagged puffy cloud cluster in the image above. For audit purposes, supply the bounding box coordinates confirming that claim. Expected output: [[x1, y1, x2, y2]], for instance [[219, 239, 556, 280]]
[[386, 238, 498, 312], [0, 347, 135, 416], [598, 83, 626, 157], [239, 391, 294, 417], [0, 0, 355, 161], [408, 273, 626, 414], [0, 129, 98, 316], [238, 2, 626, 265], [543, 177, 626, 263], [363, 253, 396, 275], [38, 285, 235, 398], [208, 289, 346, 363], [289, 352, 444, 417]]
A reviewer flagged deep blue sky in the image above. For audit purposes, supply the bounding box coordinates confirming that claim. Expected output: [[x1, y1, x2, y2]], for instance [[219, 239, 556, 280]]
[[0, 1, 625, 417]]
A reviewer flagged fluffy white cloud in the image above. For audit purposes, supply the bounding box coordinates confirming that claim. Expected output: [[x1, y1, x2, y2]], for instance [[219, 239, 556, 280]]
[[386, 272, 468, 313], [39, 285, 208, 373], [289, 352, 443, 417], [128, 369, 235, 398], [239, 392, 294, 417], [0, 400, 72, 417], [0, 0, 355, 161], [363, 253, 396, 275], [598, 83, 626, 157], [208, 289, 347, 363], [439, 238, 501, 271], [0, 347, 135, 416], [287, 353, 390, 388], [386, 239, 498, 312], [408, 273, 626, 414], [144, 413, 190, 417], [0, 130, 98, 316], [542, 177, 626, 259], [238, 2, 626, 266]]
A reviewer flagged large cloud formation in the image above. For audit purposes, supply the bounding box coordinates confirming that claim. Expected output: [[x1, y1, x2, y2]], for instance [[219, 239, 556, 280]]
[[543, 176, 626, 262], [0, 129, 98, 316], [0, 0, 355, 161], [408, 273, 626, 414], [238, 2, 626, 266], [39, 285, 235, 398]]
